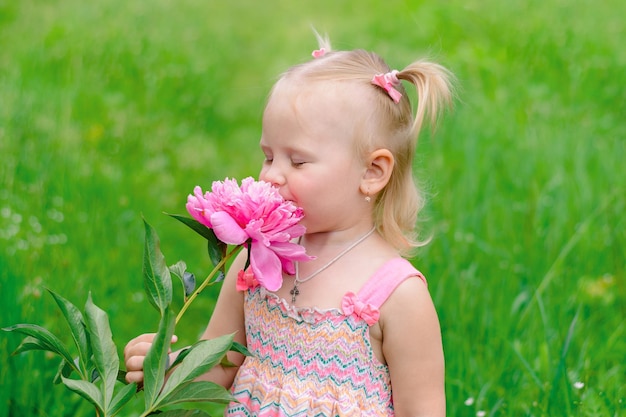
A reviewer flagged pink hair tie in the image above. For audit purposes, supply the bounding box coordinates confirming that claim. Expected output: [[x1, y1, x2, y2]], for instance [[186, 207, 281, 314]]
[[371, 70, 402, 103], [312, 48, 327, 58]]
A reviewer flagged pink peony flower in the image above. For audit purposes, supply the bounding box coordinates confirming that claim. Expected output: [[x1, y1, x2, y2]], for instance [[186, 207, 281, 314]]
[[186, 177, 313, 291]]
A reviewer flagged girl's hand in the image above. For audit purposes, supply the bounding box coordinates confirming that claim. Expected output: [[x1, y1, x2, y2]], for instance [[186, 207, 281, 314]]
[[123, 333, 178, 383]]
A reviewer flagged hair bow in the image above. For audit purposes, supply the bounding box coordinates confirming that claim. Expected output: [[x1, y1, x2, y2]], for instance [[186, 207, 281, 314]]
[[312, 48, 327, 58], [371, 70, 402, 103]]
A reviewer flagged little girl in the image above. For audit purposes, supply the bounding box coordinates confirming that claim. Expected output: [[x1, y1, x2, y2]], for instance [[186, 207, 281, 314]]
[[125, 35, 453, 416]]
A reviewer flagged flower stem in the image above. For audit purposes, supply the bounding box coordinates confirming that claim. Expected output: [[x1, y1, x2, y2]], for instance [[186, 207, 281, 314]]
[[175, 245, 243, 324]]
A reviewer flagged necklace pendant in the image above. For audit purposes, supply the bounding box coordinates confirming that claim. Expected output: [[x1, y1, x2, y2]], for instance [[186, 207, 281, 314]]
[[290, 284, 300, 303]]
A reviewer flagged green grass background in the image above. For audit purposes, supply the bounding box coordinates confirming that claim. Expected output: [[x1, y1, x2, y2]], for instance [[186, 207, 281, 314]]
[[1, 0, 624, 416]]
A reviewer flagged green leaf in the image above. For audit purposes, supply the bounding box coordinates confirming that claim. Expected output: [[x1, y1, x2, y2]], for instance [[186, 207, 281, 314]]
[[219, 341, 251, 367], [3, 324, 77, 370], [181, 271, 196, 297], [84, 293, 119, 411], [220, 341, 252, 368], [11, 334, 61, 355], [116, 369, 129, 384], [47, 289, 91, 377], [61, 377, 104, 415], [213, 270, 225, 283], [166, 212, 216, 241], [169, 346, 191, 369], [219, 355, 236, 368], [53, 358, 76, 384], [143, 307, 176, 410], [230, 341, 251, 357], [169, 260, 187, 281], [158, 334, 233, 402], [143, 218, 173, 315], [207, 240, 227, 273], [109, 381, 137, 416], [158, 381, 233, 408], [154, 409, 212, 417], [167, 213, 226, 267], [169, 261, 196, 298]]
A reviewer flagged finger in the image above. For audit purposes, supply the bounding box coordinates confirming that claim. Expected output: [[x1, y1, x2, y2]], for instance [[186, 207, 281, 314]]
[[124, 341, 155, 362], [124, 333, 156, 357], [167, 335, 179, 354], [125, 370, 144, 384], [125, 355, 147, 372]]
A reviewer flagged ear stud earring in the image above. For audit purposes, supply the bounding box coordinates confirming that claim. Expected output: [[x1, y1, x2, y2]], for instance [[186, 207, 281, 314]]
[[365, 195, 371, 203]]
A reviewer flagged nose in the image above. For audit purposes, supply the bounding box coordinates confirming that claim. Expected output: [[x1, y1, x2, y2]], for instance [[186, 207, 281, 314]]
[[260, 161, 286, 188]]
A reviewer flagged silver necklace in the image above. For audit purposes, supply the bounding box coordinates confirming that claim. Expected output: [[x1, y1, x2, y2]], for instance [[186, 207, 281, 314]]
[[290, 227, 376, 303]]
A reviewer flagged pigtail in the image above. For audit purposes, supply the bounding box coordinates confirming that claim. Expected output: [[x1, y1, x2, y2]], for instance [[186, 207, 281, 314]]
[[397, 61, 455, 139], [377, 60, 454, 254]]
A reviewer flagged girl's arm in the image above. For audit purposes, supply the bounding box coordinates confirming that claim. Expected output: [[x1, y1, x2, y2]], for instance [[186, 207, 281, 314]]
[[124, 251, 247, 389], [380, 276, 446, 417], [194, 250, 248, 388]]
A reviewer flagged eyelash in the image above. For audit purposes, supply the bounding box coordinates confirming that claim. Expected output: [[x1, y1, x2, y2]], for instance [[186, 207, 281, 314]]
[[263, 156, 305, 167]]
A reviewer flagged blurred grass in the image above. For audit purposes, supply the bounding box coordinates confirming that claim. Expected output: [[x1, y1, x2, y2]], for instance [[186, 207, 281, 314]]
[[1, 0, 624, 416]]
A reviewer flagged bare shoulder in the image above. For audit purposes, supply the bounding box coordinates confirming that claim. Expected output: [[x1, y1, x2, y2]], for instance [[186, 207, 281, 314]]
[[382, 272, 434, 317], [378, 273, 441, 343]]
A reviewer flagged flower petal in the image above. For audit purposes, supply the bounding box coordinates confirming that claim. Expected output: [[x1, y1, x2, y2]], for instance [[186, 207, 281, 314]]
[[249, 242, 283, 291], [270, 241, 315, 262], [186, 186, 214, 228], [210, 211, 248, 245]]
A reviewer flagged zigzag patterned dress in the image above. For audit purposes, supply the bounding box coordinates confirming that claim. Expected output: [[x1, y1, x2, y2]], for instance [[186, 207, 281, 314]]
[[225, 258, 426, 417]]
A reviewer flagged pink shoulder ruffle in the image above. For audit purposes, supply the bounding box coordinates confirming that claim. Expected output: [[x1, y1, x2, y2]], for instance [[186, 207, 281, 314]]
[[341, 292, 380, 325], [236, 269, 259, 292]]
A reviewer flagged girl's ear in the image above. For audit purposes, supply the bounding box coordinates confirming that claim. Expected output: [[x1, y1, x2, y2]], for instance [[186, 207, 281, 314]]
[[360, 148, 394, 196]]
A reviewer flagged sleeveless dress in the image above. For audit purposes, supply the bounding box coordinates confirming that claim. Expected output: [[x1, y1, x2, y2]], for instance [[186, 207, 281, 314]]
[[225, 258, 426, 417]]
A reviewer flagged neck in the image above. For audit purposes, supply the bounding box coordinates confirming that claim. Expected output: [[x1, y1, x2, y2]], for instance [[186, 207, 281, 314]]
[[293, 226, 376, 290], [300, 226, 376, 254]]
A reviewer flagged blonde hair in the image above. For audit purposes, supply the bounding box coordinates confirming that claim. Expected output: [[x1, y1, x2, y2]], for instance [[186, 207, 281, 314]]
[[271, 36, 454, 255]]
